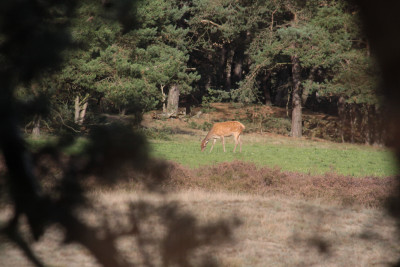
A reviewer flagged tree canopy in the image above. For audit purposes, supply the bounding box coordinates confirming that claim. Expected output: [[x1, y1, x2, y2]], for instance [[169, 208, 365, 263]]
[[8, 0, 380, 141]]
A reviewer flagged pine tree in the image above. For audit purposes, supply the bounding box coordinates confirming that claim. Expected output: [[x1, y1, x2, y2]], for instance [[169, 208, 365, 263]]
[[238, 0, 373, 138], [36, 0, 198, 124]]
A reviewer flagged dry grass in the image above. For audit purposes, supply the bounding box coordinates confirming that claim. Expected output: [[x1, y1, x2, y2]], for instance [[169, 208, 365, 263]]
[[1, 151, 399, 266], [164, 161, 396, 208], [1, 190, 399, 267]]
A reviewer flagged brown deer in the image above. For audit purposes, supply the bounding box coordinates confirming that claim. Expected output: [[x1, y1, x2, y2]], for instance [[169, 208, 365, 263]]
[[201, 121, 245, 153]]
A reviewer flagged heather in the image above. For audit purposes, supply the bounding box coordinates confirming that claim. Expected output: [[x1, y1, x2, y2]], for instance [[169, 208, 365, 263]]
[[164, 161, 396, 208]]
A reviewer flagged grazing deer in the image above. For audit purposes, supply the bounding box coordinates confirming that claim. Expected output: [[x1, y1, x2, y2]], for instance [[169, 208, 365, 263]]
[[201, 121, 245, 153]]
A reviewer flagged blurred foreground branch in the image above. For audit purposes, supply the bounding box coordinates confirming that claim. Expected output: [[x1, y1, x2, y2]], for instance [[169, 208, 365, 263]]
[[0, 1, 238, 266]]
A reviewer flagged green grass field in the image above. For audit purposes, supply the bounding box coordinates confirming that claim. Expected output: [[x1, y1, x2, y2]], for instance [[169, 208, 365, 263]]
[[150, 135, 398, 177], [26, 133, 398, 177]]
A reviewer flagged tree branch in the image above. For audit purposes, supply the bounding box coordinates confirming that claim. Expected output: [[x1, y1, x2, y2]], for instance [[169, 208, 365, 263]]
[[201, 19, 222, 28], [1, 213, 45, 267]]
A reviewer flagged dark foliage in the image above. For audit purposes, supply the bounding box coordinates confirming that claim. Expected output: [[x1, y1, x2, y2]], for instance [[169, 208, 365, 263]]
[[0, 1, 237, 267], [350, 1, 400, 265]]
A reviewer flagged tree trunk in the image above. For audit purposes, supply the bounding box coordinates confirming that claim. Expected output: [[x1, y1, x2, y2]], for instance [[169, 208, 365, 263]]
[[233, 31, 248, 85], [374, 105, 384, 145], [349, 104, 357, 143], [74, 95, 88, 125], [337, 96, 346, 143], [362, 104, 371, 144], [161, 85, 167, 113], [205, 75, 212, 91], [262, 72, 272, 105], [166, 84, 180, 117], [80, 102, 88, 123], [233, 46, 244, 87], [205, 53, 213, 90], [233, 59, 242, 81], [74, 96, 80, 124], [291, 54, 302, 137], [225, 49, 234, 90], [219, 47, 227, 87], [32, 115, 41, 138]]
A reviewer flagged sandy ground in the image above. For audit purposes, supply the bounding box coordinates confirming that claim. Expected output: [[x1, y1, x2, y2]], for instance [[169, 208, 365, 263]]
[[1, 190, 399, 267]]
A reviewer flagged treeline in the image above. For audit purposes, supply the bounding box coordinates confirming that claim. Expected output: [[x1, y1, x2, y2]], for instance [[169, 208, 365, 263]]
[[16, 0, 382, 143]]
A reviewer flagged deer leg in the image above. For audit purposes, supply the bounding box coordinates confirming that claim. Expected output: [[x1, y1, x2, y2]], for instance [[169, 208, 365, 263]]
[[209, 138, 217, 153], [222, 136, 226, 152], [233, 134, 238, 153], [239, 135, 242, 152]]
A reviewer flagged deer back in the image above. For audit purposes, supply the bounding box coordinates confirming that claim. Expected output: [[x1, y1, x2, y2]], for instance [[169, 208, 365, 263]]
[[210, 121, 245, 136]]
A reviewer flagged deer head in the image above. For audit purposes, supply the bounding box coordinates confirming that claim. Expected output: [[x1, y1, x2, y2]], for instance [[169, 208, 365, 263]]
[[201, 139, 209, 151]]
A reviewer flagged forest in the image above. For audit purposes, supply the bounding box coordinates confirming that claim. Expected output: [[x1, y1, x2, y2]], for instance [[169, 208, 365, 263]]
[[12, 0, 382, 143], [2, 0, 400, 267]]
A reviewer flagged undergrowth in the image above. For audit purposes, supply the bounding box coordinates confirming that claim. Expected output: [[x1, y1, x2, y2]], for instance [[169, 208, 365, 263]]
[[163, 161, 396, 208], [139, 126, 174, 140], [23, 144, 397, 208]]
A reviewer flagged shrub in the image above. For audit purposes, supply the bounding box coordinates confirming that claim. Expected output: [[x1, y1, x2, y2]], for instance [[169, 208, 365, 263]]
[[140, 126, 173, 140], [187, 121, 213, 131], [263, 117, 291, 135]]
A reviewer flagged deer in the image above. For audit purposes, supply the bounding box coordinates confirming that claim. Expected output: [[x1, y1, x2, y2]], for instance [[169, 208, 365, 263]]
[[201, 121, 245, 153]]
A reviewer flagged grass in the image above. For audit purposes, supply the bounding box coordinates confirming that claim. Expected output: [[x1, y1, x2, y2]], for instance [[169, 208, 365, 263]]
[[24, 132, 398, 177], [6, 132, 398, 266], [26, 135, 89, 155], [150, 135, 398, 177], [2, 190, 398, 266]]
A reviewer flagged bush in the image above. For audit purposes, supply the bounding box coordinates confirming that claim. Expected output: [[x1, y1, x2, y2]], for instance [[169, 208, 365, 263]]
[[202, 88, 232, 105], [187, 121, 213, 131], [140, 126, 173, 140], [264, 117, 291, 135], [244, 108, 291, 134]]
